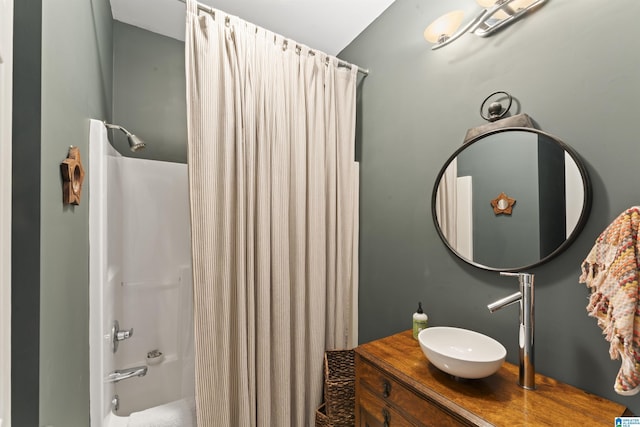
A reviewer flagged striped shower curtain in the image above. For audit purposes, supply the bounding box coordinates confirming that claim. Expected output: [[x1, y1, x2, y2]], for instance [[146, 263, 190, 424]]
[[185, 1, 359, 425]]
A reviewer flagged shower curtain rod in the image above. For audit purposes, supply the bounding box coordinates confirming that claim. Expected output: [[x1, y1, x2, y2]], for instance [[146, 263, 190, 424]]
[[178, 0, 369, 76]]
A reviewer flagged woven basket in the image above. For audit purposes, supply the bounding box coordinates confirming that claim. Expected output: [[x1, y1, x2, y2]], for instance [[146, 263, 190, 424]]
[[315, 403, 333, 427], [323, 349, 355, 427]]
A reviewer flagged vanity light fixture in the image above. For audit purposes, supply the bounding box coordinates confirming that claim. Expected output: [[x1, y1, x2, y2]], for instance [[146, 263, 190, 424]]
[[423, 0, 547, 50]]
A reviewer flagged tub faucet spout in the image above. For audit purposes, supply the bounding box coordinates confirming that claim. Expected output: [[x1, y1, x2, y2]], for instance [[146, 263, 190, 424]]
[[105, 366, 148, 383], [487, 272, 535, 390]]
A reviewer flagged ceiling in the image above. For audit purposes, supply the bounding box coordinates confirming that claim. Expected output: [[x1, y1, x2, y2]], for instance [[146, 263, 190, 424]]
[[109, 0, 396, 56]]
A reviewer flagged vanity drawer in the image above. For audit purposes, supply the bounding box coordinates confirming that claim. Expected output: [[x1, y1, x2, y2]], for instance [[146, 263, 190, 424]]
[[358, 386, 415, 427], [357, 359, 467, 427]]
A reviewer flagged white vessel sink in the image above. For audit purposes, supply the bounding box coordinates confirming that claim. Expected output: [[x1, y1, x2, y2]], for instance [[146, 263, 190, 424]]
[[418, 327, 506, 379]]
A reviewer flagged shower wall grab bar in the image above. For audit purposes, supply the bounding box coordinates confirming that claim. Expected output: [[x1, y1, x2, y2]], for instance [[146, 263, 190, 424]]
[[105, 366, 148, 383], [122, 280, 181, 289]]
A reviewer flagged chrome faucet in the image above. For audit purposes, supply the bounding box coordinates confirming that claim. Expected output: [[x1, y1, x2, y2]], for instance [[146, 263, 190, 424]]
[[112, 320, 134, 353], [105, 366, 148, 383], [487, 272, 535, 390]]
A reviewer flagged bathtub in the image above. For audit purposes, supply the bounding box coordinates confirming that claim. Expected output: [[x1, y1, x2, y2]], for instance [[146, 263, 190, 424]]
[[105, 397, 196, 427], [90, 119, 194, 427]]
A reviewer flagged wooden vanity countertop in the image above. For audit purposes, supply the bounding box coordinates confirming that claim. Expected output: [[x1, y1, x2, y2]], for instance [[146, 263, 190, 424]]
[[356, 330, 631, 426]]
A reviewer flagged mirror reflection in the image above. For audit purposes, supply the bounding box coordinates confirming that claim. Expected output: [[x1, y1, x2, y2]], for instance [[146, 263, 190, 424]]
[[432, 128, 591, 271]]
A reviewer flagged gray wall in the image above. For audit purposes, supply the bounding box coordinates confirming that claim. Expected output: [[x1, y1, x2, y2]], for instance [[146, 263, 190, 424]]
[[339, 0, 640, 415], [13, 0, 114, 423], [12, 1, 41, 426], [38, 0, 113, 425], [112, 21, 187, 163], [457, 132, 540, 268], [18, 0, 640, 423]]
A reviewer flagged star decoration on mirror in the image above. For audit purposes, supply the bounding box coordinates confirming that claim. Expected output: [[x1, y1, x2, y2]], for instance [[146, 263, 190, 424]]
[[491, 192, 515, 215]]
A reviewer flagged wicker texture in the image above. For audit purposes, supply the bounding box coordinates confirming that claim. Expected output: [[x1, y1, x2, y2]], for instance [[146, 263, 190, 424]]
[[315, 403, 333, 427], [321, 350, 355, 427]]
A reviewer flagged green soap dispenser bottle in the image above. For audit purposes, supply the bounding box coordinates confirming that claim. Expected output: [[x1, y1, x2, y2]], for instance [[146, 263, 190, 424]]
[[412, 302, 428, 340]]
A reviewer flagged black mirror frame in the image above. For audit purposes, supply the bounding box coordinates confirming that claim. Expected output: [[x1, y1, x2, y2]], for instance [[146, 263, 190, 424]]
[[431, 126, 592, 272]]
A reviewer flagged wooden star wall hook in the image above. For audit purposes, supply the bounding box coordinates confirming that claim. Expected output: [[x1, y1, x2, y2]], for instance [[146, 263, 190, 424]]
[[60, 146, 85, 205], [491, 192, 516, 215]]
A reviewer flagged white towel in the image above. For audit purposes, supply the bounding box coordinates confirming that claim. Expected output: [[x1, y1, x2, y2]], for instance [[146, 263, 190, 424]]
[[128, 398, 196, 427]]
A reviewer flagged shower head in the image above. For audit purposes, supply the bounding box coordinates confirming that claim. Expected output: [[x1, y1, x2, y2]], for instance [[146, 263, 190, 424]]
[[103, 122, 147, 152], [126, 133, 146, 152]]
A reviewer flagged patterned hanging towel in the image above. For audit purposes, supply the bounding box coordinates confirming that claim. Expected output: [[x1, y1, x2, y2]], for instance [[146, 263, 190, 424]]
[[579, 206, 640, 396]]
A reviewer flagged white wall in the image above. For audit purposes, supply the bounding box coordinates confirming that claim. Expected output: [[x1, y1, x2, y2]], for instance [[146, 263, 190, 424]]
[[565, 151, 583, 237], [0, 0, 13, 426], [114, 156, 193, 416]]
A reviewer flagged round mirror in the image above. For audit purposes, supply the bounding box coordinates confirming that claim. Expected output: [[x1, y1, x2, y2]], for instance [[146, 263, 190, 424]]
[[432, 127, 591, 271]]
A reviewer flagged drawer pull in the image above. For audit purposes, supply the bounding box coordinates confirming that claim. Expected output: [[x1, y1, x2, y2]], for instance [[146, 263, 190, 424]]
[[382, 408, 390, 427], [382, 379, 391, 397]]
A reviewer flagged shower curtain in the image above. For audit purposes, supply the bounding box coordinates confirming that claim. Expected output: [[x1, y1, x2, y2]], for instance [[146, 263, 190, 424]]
[[185, 1, 359, 426], [435, 159, 458, 244]]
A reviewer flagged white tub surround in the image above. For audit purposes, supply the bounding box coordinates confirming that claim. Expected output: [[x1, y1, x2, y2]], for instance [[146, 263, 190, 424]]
[[89, 119, 194, 426]]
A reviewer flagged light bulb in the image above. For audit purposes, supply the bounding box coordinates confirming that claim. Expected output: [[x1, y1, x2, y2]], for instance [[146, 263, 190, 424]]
[[477, 0, 510, 19], [423, 10, 465, 44], [477, 0, 538, 13]]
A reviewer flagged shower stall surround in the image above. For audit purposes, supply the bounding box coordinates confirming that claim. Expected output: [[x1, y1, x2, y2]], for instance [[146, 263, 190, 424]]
[[89, 119, 195, 427]]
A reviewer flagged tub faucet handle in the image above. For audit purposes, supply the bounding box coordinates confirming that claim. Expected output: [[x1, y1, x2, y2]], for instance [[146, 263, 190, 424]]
[[116, 327, 134, 341], [112, 320, 134, 353]]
